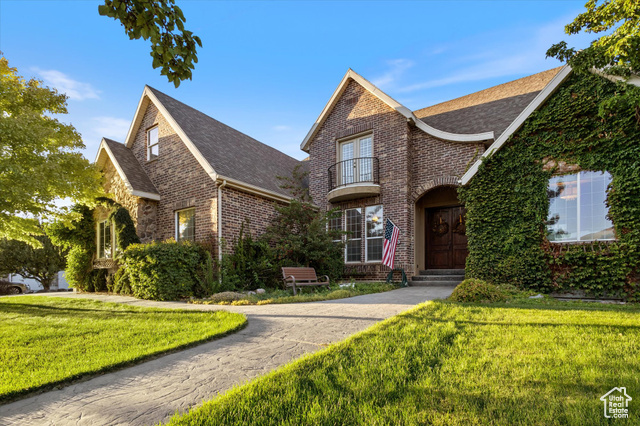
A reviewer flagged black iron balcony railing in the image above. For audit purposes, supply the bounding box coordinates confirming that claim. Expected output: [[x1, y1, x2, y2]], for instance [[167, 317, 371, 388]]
[[328, 157, 379, 192]]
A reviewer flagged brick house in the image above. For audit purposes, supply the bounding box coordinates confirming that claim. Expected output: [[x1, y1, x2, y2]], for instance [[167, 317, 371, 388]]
[[94, 86, 302, 266], [301, 67, 568, 281]]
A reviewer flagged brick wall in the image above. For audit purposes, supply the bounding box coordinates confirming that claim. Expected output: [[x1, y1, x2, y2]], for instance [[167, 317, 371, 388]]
[[130, 102, 217, 243], [308, 80, 412, 279], [220, 185, 283, 251], [307, 79, 488, 279]]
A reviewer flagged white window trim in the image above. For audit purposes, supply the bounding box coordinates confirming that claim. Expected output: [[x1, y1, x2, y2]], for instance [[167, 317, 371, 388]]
[[344, 208, 362, 264], [548, 171, 615, 243], [175, 207, 196, 242], [364, 205, 384, 263], [147, 126, 159, 161]]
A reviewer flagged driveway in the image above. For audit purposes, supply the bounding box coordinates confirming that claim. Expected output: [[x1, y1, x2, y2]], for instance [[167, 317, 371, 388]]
[[0, 286, 453, 426]]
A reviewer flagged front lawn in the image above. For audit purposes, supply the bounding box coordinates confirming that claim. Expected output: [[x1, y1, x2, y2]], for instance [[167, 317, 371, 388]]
[[167, 299, 640, 425], [192, 282, 398, 306], [0, 296, 246, 402]]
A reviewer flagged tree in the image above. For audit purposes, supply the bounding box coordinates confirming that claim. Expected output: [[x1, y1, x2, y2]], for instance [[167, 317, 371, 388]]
[[547, 0, 640, 76], [547, 0, 640, 124], [99, 0, 202, 88], [0, 58, 104, 246], [263, 167, 345, 282], [0, 234, 66, 291]]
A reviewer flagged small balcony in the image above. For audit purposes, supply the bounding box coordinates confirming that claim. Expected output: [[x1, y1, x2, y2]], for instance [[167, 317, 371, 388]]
[[327, 157, 380, 203]]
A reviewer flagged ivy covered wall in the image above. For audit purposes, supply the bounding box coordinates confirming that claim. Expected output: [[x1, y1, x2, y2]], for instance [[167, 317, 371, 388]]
[[459, 72, 640, 301]]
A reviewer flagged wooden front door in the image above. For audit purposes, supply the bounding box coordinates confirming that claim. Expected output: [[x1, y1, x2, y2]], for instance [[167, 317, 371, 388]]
[[426, 206, 468, 269]]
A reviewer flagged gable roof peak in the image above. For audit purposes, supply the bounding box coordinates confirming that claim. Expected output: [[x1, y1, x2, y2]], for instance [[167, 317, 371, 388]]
[[300, 69, 494, 152]]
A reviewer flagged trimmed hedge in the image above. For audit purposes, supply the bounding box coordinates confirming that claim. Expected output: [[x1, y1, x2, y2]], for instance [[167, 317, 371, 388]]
[[116, 240, 209, 301]]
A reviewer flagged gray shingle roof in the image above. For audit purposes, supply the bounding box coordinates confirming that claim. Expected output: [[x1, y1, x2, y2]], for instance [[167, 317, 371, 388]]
[[414, 67, 562, 139], [147, 86, 302, 197], [103, 138, 159, 196]]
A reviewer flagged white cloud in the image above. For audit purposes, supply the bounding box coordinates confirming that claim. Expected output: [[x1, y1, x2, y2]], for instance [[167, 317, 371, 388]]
[[371, 59, 414, 88], [92, 116, 131, 141], [32, 68, 100, 101]]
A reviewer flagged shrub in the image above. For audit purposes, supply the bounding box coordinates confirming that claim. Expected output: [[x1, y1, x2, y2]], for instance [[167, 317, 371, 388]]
[[115, 240, 208, 301], [449, 279, 507, 303], [220, 224, 278, 291]]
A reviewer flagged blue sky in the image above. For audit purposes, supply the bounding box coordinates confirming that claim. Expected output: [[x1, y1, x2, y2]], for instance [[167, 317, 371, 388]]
[[1, 1, 594, 161]]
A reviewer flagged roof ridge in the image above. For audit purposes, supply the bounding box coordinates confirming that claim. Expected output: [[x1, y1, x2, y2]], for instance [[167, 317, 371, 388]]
[[146, 86, 301, 163], [414, 67, 563, 117]]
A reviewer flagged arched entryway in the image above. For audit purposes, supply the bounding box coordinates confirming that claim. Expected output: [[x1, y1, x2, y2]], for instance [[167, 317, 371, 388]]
[[414, 186, 468, 271]]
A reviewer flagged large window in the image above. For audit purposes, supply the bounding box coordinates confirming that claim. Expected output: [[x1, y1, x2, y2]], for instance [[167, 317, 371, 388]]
[[176, 208, 195, 242], [338, 135, 373, 185], [365, 205, 384, 262], [97, 220, 113, 259], [547, 171, 614, 242], [345, 208, 362, 262], [147, 126, 159, 161]]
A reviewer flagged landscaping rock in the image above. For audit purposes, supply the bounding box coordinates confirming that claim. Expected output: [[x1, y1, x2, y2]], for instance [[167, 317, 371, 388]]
[[208, 292, 246, 303], [529, 294, 544, 299], [256, 288, 266, 294], [247, 291, 257, 295]]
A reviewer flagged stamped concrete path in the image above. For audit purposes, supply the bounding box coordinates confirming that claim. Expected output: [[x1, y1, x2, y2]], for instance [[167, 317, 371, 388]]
[[0, 286, 453, 426]]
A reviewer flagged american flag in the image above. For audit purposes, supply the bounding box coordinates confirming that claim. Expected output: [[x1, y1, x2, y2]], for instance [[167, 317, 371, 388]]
[[382, 218, 400, 268]]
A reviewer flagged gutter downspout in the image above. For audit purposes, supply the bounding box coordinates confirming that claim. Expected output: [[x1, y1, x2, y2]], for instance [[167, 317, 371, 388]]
[[217, 179, 227, 263]]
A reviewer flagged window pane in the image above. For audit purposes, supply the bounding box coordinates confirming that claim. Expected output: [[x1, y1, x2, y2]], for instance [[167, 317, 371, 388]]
[[579, 171, 614, 241], [547, 174, 578, 241], [547, 171, 613, 242], [346, 209, 361, 239], [329, 211, 342, 243], [177, 208, 195, 242], [148, 127, 159, 160], [365, 205, 383, 238], [345, 208, 361, 262], [346, 240, 361, 262], [104, 221, 112, 258], [367, 238, 383, 262], [98, 222, 105, 259], [341, 142, 354, 185]]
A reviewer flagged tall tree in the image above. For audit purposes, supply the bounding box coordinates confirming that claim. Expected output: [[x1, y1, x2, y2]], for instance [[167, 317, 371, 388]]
[[99, 0, 202, 87], [0, 235, 67, 291], [547, 0, 640, 123], [0, 57, 103, 246]]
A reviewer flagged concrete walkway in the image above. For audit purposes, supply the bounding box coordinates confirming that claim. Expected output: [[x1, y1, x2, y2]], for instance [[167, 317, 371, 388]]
[[0, 286, 453, 426]]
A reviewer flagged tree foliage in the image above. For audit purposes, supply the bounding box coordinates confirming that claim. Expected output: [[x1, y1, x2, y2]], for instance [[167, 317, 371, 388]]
[[0, 57, 103, 246], [0, 234, 66, 291], [99, 0, 202, 87], [547, 0, 640, 123]]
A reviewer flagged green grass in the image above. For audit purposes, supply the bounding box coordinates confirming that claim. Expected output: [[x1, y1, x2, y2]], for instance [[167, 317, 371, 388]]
[[167, 299, 640, 425], [192, 282, 398, 306], [0, 296, 246, 402]]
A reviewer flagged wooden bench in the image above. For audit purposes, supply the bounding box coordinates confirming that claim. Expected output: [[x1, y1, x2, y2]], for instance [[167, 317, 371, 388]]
[[282, 267, 330, 295]]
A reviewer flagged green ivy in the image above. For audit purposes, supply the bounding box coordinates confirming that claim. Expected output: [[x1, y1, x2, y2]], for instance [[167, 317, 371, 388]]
[[459, 72, 640, 301]]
